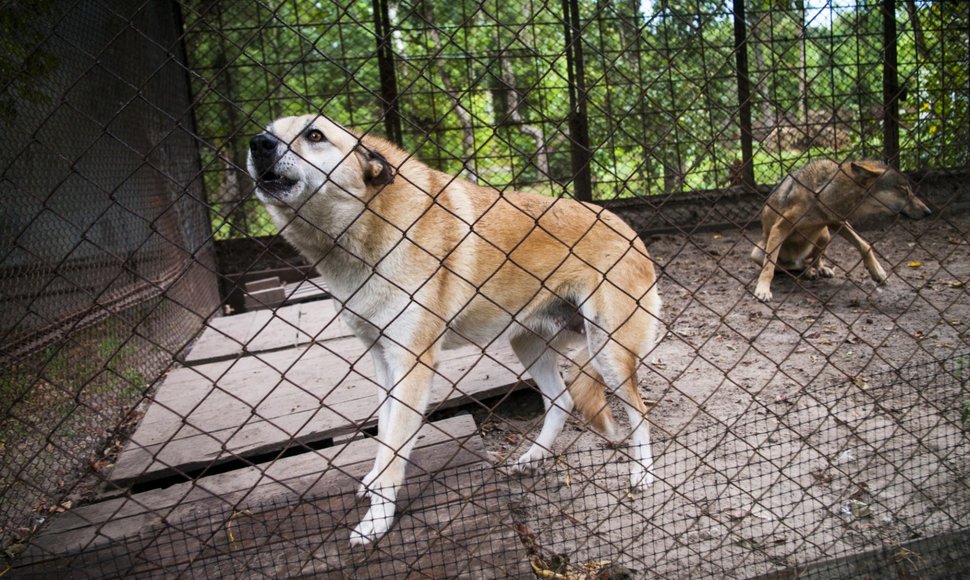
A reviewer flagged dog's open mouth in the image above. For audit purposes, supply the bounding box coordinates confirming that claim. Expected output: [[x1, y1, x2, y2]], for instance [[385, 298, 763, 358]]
[[257, 170, 298, 194]]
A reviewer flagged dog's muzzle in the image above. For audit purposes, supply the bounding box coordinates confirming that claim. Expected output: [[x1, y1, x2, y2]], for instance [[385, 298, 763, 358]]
[[249, 134, 297, 195]]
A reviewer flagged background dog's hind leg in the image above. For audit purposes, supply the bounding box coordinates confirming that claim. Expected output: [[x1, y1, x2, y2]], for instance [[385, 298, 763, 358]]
[[509, 331, 572, 471], [754, 220, 795, 301], [750, 239, 766, 266], [806, 226, 834, 279]]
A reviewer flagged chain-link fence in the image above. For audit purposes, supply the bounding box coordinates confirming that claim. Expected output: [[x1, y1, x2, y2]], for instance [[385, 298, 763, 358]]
[[3, 0, 970, 578], [0, 0, 220, 566]]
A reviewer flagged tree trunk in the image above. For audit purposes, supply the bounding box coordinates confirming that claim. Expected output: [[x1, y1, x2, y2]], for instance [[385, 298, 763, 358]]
[[422, 3, 478, 182], [904, 0, 929, 61], [211, 0, 250, 230], [499, 55, 549, 179]]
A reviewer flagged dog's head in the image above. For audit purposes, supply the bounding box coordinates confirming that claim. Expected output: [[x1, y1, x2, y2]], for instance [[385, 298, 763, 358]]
[[247, 114, 394, 210], [849, 161, 932, 220]]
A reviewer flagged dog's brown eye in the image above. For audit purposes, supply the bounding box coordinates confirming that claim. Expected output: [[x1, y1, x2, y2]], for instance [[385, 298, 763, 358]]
[[306, 129, 325, 143]]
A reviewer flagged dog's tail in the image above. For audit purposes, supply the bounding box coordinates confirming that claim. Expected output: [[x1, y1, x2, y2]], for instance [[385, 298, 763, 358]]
[[565, 352, 620, 441]]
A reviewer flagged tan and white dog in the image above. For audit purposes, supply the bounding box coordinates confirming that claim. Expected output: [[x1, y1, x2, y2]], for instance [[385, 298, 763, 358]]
[[247, 114, 662, 545], [752, 159, 932, 301]]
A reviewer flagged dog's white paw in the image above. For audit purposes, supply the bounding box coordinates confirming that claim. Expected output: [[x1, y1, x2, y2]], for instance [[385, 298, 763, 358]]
[[754, 285, 773, 302], [818, 265, 835, 278], [630, 466, 654, 491], [350, 497, 395, 546], [511, 446, 551, 474], [871, 265, 888, 285]]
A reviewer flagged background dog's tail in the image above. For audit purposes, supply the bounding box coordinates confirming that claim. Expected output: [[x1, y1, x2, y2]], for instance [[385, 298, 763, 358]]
[[566, 352, 620, 441]]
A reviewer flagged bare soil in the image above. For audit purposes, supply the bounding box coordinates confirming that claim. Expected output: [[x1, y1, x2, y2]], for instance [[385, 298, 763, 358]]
[[475, 212, 970, 578]]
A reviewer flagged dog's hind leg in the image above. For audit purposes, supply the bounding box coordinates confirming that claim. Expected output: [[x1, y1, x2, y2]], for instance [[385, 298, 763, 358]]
[[583, 305, 656, 490], [591, 345, 653, 489], [805, 226, 834, 279], [350, 343, 436, 546], [509, 331, 573, 471]]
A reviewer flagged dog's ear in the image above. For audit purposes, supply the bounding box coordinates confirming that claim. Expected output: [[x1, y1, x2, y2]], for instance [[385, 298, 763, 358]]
[[849, 161, 884, 184], [355, 145, 395, 187]]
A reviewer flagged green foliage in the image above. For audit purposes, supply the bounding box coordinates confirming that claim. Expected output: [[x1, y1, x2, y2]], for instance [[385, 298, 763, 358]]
[[182, 0, 969, 239], [0, 1, 59, 124]]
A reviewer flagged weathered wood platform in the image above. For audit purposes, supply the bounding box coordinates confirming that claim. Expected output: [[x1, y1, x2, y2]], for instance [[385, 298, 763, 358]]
[[184, 299, 350, 365], [15, 297, 533, 576], [15, 415, 530, 578], [115, 297, 529, 481], [240, 275, 331, 312]]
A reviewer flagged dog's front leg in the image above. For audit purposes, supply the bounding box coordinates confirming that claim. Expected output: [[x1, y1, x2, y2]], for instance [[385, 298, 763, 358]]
[[838, 224, 887, 284], [754, 220, 794, 301], [358, 343, 393, 499], [350, 346, 436, 546]]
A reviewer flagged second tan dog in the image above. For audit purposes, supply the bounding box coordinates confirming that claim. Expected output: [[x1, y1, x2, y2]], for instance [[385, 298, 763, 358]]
[[247, 114, 663, 545], [752, 159, 931, 301]]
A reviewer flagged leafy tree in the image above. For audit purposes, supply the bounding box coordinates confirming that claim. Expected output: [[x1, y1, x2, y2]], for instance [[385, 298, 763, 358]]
[[180, 0, 968, 239]]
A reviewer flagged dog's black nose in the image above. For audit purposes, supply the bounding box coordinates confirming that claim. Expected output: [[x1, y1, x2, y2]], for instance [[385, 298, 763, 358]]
[[250, 133, 278, 155]]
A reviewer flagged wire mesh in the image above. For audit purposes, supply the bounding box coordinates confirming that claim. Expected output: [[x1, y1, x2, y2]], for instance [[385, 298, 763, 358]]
[[2, 0, 970, 578], [0, 0, 220, 561], [11, 358, 970, 578]]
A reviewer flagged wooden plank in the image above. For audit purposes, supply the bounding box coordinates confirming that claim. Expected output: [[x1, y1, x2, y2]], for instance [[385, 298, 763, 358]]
[[110, 339, 526, 485], [242, 286, 285, 310], [16, 416, 530, 579], [244, 276, 281, 293], [282, 275, 329, 304], [184, 299, 350, 365]]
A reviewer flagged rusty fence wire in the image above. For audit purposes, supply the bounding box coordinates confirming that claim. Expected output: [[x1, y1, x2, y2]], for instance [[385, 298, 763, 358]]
[[2, 0, 970, 578]]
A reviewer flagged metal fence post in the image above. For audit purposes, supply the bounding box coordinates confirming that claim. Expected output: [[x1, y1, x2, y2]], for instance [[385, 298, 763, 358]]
[[561, 0, 592, 202], [373, 0, 402, 145], [732, 0, 756, 190], [882, 0, 900, 168]]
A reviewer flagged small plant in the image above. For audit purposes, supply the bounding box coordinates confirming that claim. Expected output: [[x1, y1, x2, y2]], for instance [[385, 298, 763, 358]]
[[954, 354, 969, 381]]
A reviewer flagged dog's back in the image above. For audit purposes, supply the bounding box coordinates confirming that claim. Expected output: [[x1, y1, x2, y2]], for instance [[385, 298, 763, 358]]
[[764, 159, 845, 219], [765, 159, 926, 226]]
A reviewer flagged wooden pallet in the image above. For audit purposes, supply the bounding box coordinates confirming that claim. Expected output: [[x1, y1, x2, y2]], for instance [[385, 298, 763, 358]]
[[15, 416, 530, 579], [184, 299, 350, 365], [32, 296, 538, 576], [112, 299, 528, 486], [239, 275, 330, 312]]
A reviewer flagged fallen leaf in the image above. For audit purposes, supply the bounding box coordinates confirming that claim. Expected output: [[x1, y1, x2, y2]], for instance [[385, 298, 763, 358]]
[[908, 261, 923, 268]]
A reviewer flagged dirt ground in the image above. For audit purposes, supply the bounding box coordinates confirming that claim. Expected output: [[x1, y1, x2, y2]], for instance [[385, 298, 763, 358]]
[[8, 208, 968, 578], [474, 211, 970, 578]]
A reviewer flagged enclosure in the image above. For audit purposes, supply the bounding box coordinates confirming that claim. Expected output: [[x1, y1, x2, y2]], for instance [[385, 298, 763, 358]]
[[2, 0, 969, 577]]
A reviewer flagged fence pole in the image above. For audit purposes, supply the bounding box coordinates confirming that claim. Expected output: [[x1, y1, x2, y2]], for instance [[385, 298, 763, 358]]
[[732, 0, 756, 190], [882, 0, 900, 168], [561, 0, 592, 202], [373, 0, 402, 145]]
